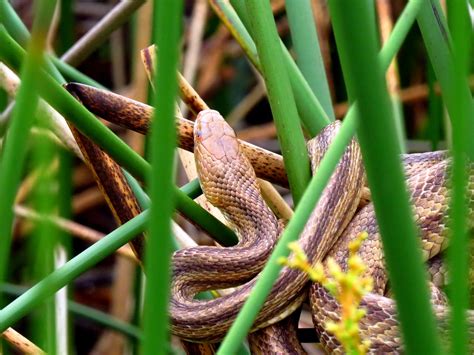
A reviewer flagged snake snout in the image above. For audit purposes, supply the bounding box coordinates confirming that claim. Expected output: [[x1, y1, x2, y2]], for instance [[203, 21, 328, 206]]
[[195, 110, 226, 141], [194, 110, 240, 162]]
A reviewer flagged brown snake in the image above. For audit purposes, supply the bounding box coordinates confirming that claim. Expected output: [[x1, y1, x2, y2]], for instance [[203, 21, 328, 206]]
[[170, 110, 474, 353]]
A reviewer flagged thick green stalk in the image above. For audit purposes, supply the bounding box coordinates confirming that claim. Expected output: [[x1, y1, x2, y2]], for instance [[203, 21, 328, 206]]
[[0, 0, 57, 303], [285, 0, 334, 120], [143, 0, 183, 353], [417, 3, 474, 352], [446, 2, 473, 353], [328, 1, 441, 353], [0, 211, 148, 332], [217, 113, 357, 354], [244, 0, 310, 203]]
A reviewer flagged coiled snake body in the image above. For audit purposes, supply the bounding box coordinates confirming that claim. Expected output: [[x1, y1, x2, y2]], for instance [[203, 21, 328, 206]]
[[170, 110, 474, 353]]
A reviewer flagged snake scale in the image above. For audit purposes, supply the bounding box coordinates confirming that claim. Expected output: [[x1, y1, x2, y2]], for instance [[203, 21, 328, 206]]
[[170, 110, 474, 353]]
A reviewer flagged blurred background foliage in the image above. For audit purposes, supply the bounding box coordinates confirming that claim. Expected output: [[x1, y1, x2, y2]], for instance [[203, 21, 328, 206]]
[[0, 0, 472, 354]]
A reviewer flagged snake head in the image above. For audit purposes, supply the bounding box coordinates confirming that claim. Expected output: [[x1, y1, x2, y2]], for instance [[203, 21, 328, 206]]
[[194, 110, 253, 209]]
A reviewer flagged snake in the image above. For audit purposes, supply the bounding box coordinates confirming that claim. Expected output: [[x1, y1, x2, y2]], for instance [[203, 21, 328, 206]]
[[170, 109, 474, 353]]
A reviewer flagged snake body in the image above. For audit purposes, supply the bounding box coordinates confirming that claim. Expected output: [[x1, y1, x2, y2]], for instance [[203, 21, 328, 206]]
[[170, 110, 364, 343], [170, 110, 473, 352]]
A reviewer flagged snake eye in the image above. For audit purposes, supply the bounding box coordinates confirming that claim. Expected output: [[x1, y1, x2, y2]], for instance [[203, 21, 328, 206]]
[[195, 129, 202, 139]]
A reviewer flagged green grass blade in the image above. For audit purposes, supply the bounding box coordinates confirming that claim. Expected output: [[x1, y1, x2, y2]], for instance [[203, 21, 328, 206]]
[[328, 1, 442, 353], [217, 112, 357, 354], [0, 0, 57, 303], [285, 0, 334, 120], [142, 0, 183, 353], [244, 0, 310, 203], [59, 0, 146, 67]]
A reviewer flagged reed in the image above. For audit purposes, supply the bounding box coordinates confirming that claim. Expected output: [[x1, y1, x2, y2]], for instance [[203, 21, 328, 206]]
[[142, 0, 182, 353]]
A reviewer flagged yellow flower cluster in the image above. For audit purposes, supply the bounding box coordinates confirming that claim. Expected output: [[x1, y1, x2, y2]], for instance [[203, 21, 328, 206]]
[[279, 232, 373, 354]]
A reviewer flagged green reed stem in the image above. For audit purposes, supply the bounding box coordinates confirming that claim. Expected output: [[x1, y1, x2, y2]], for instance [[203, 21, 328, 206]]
[[285, 0, 334, 120], [329, 1, 442, 353], [446, 2, 473, 352], [244, 0, 310, 203], [0, 211, 148, 332], [143, 0, 183, 353], [0, 0, 57, 303], [31, 114, 58, 352], [55, 0, 74, 300], [217, 112, 357, 354]]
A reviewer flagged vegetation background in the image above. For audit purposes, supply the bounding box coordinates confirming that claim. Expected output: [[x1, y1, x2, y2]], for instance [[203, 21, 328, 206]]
[[0, 0, 472, 354]]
